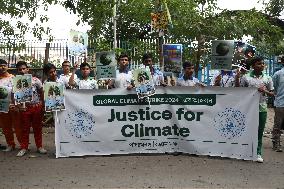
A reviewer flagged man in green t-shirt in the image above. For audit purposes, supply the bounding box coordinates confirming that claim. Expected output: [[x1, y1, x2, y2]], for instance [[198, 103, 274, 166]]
[[236, 56, 274, 163]]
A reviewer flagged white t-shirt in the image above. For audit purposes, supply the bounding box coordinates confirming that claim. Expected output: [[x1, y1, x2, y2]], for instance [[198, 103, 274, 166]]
[[177, 76, 201, 87], [114, 70, 133, 88], [58, 73, 77, 88], [74, 77, 98, 90], [211, 70, 235, 87]]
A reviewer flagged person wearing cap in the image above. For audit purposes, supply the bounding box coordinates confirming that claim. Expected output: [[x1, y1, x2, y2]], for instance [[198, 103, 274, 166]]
[[271, 56, 284, 152], [0, 59, 22, 152], [236, 56, 274, 163], [15, 61, 47, 157], [69, 62, 98, 89], [58, 60, 77, 89], [177, 61, 205, 87]]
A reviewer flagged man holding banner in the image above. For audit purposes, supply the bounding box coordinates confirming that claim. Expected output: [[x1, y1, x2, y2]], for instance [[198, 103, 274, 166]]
[[113, 54, 134, 89], [211, 70, 236, 87], [177, 61, 205, 87], [142, 53, 164, 86], [236, 57, 274, 163]]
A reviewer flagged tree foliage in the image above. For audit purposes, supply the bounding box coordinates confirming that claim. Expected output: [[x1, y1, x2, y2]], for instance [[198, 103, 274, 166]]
[[2, 0, 284, 75], [0, 0, 55, 42], [68, 1, 284, 58], [263, 0, 284, 17]]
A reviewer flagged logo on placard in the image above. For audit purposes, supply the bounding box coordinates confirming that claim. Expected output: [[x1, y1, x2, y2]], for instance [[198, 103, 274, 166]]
[[65, 109, 95, 139], [213, 108, 246, 139]]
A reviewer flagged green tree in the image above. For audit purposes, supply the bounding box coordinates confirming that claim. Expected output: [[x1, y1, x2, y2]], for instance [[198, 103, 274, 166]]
[[68, 0, 284, 75], [3, 0, 284, 76], [0, 0, 55, 42], [263, 0, 284, 17], [252, 0, 284, 57]]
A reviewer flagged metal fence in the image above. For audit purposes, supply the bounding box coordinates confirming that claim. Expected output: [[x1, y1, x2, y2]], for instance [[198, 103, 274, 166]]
[[0, 39, 70, 67], [0, 38, 279, 84]]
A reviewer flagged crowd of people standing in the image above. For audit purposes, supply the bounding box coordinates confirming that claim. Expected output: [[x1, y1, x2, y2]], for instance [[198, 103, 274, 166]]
[[0, 53, 283, 163]]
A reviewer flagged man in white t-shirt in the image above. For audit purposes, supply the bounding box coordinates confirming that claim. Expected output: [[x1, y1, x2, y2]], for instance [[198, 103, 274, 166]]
[[58, 60, 77, 89], [211, 69, 236, 87], [177, 61, 205, 87], [113, 54, 134, 89], [69, 63, 98, 89], [142, 53, 164, 86]]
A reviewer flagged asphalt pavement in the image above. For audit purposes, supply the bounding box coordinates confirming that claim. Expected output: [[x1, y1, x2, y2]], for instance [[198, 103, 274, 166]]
[[0, 108, 283, 189]]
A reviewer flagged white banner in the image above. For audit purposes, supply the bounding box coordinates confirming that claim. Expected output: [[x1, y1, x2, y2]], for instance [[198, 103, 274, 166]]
[[55, 87, 259, 161]]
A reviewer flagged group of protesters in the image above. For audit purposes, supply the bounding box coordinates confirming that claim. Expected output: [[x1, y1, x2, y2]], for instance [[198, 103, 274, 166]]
[[0, 53, 283, 163]]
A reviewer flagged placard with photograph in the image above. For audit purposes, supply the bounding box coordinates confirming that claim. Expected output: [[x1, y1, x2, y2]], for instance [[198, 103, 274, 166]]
[[0, 86, 11, 113], [96, 51, 116, 79], [133, 68, 155, 99], [233, 41, 256, 66], [211, 40, 235, 70], [69, 30, 88, 57], [44, 82, 65, 112], [163, 44, 182, 74], [12, 74, 33, 104]]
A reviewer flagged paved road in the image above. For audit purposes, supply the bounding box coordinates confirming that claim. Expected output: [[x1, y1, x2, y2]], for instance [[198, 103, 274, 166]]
[[0, 108, 283, 189]]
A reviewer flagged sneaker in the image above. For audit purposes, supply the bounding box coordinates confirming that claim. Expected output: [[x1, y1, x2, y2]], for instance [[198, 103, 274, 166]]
[[257, 155, 264, 163], [37, 147, 47, 154], [16, 149, 27, 157], [2, 145, 14, 152], [274, 148, 283, 152], [0, 144, 6, 150]]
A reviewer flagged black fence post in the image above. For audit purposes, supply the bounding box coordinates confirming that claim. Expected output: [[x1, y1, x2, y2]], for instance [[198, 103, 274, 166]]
[[44, 43, 50, 64]]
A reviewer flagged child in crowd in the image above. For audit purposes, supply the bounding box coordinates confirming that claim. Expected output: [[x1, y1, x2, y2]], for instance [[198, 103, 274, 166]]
[[69, 62, 98, 89], [58, 60, 77, 88], [43, 63, 60, 83], [15, 61, 47, 157]]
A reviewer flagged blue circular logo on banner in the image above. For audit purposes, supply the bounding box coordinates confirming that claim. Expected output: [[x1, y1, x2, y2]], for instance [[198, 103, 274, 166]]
[[213, 108, 246, 140], [65, 109, 95, 139]]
